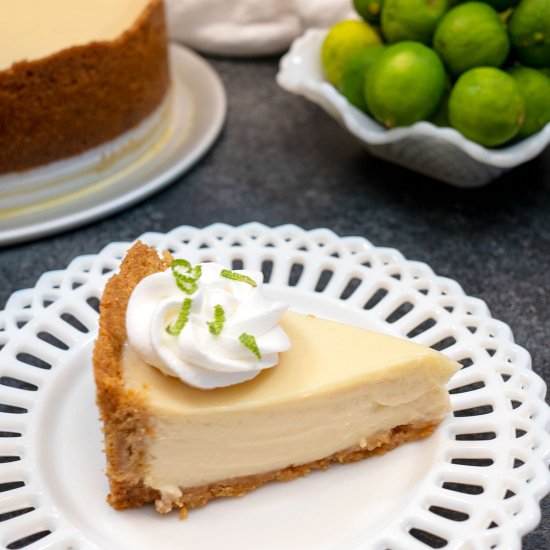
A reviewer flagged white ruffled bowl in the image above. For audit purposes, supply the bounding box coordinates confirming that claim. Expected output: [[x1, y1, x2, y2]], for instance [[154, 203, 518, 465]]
[[276, 28, 550, 188]]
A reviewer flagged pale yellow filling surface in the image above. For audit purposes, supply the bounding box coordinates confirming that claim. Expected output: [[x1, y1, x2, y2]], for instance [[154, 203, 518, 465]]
[[123, 312, 459, 496], [0, 0, 152, 71]]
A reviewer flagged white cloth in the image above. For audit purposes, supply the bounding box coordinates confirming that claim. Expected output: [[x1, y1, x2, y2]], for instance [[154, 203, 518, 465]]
[[165, 0, 354, 56]]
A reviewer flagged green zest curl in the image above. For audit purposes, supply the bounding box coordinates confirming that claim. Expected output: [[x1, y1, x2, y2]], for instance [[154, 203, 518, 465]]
[[171, 259, 202, 295], [166, 298, 192, 336], [239, 332, 261, 360], [207, 304, 226, 336], [220, 269, 257, 287], [167, 261, 264, 356]]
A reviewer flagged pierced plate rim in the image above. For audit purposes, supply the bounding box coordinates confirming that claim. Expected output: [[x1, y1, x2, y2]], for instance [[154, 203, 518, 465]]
[[0, 222, 549, 550]]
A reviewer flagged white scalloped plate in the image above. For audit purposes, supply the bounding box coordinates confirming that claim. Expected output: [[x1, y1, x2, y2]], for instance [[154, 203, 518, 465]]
[[1, 223, 549, 550], [276, 29, 550, 188]]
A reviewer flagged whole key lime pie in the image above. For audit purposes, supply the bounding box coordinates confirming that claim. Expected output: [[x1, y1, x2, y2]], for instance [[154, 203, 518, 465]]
[[0, 0, 169, 174], [93, 242, 459, 516]]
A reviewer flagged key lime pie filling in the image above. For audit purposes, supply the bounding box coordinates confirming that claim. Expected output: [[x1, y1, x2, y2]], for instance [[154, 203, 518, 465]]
[[93, 242, 459, 515]]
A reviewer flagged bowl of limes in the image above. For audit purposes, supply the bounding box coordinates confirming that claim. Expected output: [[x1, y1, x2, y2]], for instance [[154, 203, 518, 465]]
[[277, 0, 550, 188]]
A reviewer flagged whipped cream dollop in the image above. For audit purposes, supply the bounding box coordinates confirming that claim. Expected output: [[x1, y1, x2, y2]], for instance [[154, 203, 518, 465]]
[[126, 260, 291, 389]]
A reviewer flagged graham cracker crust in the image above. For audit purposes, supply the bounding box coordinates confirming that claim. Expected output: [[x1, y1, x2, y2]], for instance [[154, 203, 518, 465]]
[[0, 0, 169, 174], [94, 242, 443, 516], [93, 241, 171, 510]]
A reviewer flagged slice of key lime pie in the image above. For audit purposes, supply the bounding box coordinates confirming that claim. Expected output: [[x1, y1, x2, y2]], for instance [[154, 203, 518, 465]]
[[93, 242, 459, 516]]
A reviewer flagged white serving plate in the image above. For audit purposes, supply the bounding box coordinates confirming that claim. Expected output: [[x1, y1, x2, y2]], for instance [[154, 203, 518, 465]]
[[0, 44, 226, 246], [0, 223, 549, 549], [277, 29, 550, 188]]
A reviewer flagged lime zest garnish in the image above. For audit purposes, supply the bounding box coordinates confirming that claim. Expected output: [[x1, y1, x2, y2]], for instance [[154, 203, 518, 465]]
[[172, 258, 202, 279], [239, 332, 261, 360], [220, 269, 257, 287], [172, 258, 192, 272], [166, 298, 192, 336], [171, 259, 202, 295], [207, 304, 226, 336]]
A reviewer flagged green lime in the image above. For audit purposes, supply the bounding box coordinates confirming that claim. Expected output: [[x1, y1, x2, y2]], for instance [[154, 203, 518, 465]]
[[430, 76, 453, 126], [449, 67, 525, 146], [382, 0, 451, 44], [321, 20, 382, 87], [509, 0, 550, 67], [430, 92, 451, 127], [354, 0, 385, 24], [433, 2, 510, 76], [508, 66, 550, 138], [365, 41, 446, 127], [340, 45, 386, 112]]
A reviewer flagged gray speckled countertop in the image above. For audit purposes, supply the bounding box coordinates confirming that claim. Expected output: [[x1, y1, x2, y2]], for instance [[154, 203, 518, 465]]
[[1, 55, 549, 548]]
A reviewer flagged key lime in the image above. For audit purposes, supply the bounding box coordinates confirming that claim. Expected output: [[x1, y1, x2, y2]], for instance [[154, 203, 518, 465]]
[[430, 76, 453, 127], [509, 0, 550, 67], [433, 2, 510, 76], [354, 0, 385, 24], [321, 20, 382, 87], [365, 41, 446, 128], [382, 0, 450, 44], [430, 92, 451, 127], [508, 66, 550, 138], [449, 67, 525, 146], [340, 45, 386, 112]]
